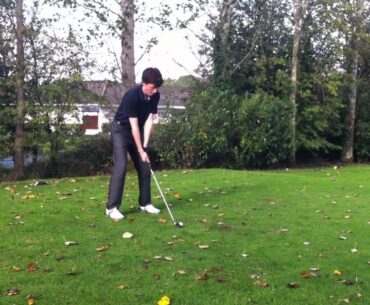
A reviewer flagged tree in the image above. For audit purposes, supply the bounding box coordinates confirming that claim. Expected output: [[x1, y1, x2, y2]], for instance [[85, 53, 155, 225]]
[[341, 0, 365, 163], [120, 0, 135, 92], [289, 0, 310, 165], [14, 0, 26, 179], [50, 0, 173, 89]]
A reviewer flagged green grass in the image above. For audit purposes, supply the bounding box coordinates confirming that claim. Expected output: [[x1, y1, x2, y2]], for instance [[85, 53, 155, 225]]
[[1, 166, 369, 305]]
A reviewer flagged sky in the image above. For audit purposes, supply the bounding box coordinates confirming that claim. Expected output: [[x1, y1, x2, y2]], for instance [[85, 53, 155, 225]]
[[40, 0, 209, 82]]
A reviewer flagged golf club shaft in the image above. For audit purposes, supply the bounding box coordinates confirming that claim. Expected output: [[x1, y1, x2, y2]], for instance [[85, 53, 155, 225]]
[[150, 167, 177, 224]]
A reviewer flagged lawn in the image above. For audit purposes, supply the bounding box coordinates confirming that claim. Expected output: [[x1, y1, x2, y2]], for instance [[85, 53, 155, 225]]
[[1, 166, 369, 305]]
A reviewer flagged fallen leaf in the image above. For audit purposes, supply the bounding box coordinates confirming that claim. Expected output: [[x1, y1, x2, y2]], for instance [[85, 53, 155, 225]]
[[164, 256, 173, 261], [287, 282, 300, 288], [195, 273, 209, 281], [122, 232, 134, 239], [342, 279, 356, 285], [117, 284, 126, 289], [309, 267, 320, 272], [198, 244, 210, 249], [96, 246, 109, 252], [174, 193, 182, 199], [257, 280, 269, 287], [34, 181, 48, 186], [300, 272, 310, 279], [350, 247, 358, 253], [12, 266, 21, 272], [153, 274, 161, 280], [159, 218, 167, 223], [27, 295, 35, 305], [64, 241, 77, 246], [176, 269, 188, 275], [7, 288, 20, 296], [250, 274, 260, 280], [334, 270, 342, 276], [27, 263, 38, 272], [157, 295, 170, 305]]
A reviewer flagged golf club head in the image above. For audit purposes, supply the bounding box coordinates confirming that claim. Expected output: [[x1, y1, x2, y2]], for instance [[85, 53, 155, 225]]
[[175, 221, 184, 228]]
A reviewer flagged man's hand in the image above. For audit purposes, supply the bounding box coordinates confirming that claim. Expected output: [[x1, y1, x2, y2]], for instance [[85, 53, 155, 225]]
[[139, 149, 150, 163]]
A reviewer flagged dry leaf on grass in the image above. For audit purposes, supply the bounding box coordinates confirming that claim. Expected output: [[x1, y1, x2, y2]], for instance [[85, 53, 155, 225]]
[[198, 244, 210, 249], [334, 270, 342, 276], [64, 241, 77, 246], [117, 284, 126, 289], [195, 273, 209, 281], [27, 263, 38, 272], [287, 282, 300, 288], [174, 269, 188, 276], [122, 232, 133, 239], [27, 295, 35, 305], [157, 295, 171, 305], [96, 246, 109, 252], [7, 288, 20, 296], [12, 266, 21, 272], [257, 280, 269, 287]]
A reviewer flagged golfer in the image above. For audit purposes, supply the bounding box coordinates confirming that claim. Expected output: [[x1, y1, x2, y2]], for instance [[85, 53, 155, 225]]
[[105, 67, 163, 221]]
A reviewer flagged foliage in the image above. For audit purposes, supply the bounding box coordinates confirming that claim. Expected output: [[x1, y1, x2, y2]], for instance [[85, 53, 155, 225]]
[[295, 72, 344, 156], [354, 81, 370, 162], [153, 88, 294, 169], [236, 93, 293, 167], [164, 75, 199, 88], [153, 88, 242, 168]]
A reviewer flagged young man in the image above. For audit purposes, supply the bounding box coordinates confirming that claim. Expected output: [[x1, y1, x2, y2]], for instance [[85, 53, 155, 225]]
[[106, 68, 163, 221]]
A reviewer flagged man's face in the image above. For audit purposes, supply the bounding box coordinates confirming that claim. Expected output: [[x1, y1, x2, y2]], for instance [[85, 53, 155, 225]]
[[142, 83, 158, 97]]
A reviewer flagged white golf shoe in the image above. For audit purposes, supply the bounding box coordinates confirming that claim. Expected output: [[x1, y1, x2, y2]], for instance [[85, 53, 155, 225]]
[[139, 204, 160, 214], [106, 207, 124, 221]]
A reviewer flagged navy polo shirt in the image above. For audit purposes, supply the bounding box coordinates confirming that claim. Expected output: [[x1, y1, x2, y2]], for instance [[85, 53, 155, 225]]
[[114, 85, 160, 134]]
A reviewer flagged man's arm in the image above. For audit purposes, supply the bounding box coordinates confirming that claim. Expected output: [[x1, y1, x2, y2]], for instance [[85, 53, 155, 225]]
[[143, 113, 155, 148], [129, 117, 149, 163]]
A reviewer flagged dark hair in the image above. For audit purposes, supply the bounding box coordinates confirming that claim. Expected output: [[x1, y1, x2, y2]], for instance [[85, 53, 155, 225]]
[[141, 67, 163, 88]]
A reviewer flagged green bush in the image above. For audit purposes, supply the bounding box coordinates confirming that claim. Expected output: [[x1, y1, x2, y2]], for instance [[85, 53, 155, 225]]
[[26, 134, 113, 178], [355, 89, 370, 162], [152, 89, 295, 169], [152, 88, 242, 168], [236, 93, 293, 167]]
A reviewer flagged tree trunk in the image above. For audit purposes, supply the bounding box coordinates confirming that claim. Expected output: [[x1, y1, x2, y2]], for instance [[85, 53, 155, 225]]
[[214, 0, 236, 86], [14, 0, 25, 179], [120, 0, 135, 92], [341, 0, 364, 163], [289, 0, 306, 166]]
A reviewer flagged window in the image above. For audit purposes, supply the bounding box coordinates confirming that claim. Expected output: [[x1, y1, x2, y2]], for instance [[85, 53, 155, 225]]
[[83, 115, 98, 129]]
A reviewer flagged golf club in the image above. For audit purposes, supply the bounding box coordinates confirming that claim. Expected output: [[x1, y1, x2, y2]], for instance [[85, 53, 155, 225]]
[[149, 164, 184, 228]]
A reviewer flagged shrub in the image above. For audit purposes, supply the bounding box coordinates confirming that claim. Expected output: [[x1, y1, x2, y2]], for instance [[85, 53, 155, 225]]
[[152, 88, 242, 168], [236, 93, 293, 167]]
